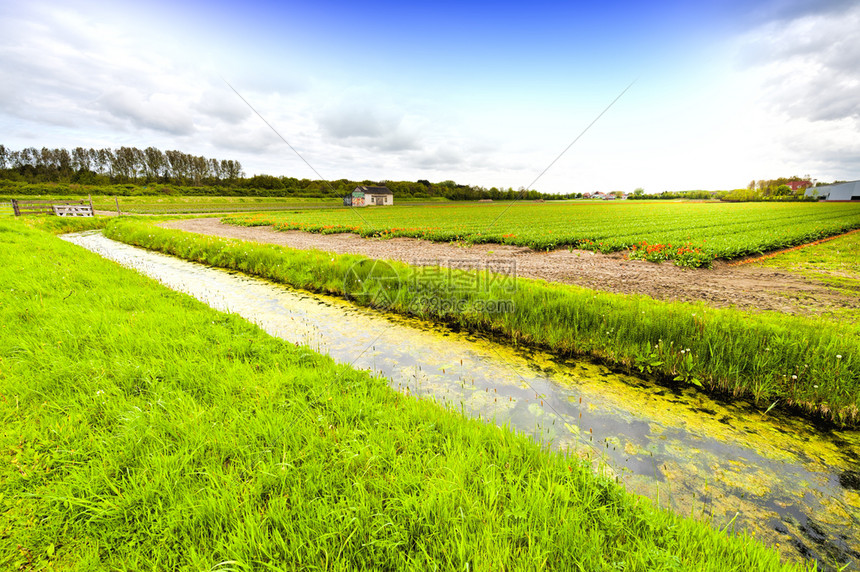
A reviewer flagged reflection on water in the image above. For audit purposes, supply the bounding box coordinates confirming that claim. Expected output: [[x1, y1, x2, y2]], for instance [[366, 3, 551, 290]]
[[63, 231, 860, 569]]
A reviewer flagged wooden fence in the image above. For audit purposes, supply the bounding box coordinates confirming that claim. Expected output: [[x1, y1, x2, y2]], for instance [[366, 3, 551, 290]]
[[12, 198, 94, 217]]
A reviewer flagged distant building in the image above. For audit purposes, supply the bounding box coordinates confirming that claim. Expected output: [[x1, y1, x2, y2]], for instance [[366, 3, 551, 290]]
[[786, 180, 812, 191], [343, 186, 394, 207], [806, 180, 860, 201]]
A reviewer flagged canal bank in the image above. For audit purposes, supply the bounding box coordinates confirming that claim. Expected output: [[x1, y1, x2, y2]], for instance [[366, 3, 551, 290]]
[[63, 231, 860, 569]]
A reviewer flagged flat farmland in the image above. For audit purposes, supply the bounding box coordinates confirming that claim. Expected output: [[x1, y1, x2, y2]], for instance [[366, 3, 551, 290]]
[[225, 201, 860, 267]]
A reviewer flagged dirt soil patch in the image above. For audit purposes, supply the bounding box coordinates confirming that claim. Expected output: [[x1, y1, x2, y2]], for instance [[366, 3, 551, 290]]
[[161, 218, 860, 317]]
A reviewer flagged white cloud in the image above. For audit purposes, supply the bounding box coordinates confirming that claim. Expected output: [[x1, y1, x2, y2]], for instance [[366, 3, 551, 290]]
[[412, 146, 464, 169], [317, 100, 420, 152], [0, 2, 314, 170], [99, 88, 195, 136], [209, 122, 281, 154], [740, 6, 860, 122], [734, 3, 860, 181], [750, 0, 859, 23], [197, 89, 252, 125], [2, 0, 857, 193]]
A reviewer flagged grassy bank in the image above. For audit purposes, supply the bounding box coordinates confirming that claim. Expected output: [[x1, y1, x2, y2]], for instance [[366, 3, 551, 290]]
[[2, 195, 452, 215], [0, 219, 797, 570], [103, 219, 860, 426], [756, 228, 860, 285], [754, 230, 860, 324]]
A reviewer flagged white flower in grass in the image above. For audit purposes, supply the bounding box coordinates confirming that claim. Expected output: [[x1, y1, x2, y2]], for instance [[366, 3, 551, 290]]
[[836, 355, 842, 359]]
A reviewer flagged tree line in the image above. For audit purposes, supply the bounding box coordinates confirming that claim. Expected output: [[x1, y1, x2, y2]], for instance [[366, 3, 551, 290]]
[[746, 176, 812, 196], [0, 144, 579, 201], [0, 145, 243, 186]]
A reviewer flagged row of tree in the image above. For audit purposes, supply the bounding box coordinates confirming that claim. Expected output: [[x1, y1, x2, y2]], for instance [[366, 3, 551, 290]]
[[627, 189, 719, 200], [0, 144, 582, 201], [746, 177, 811, 196], [0, 145, 243, 186], [13, 143, 812, 202]]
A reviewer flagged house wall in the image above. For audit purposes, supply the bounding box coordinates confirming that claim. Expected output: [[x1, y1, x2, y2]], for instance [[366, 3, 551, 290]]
[[367, 194, 393, 206], [808, 181, 860, 201]]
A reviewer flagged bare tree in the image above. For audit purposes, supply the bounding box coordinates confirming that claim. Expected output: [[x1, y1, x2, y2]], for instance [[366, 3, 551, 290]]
[[56, 148, 72, 178], [221, 159, 241, 183], [166, 150, 190, 184], [113, 147, 138, 182], [39, 147, 55, 169], [143, 147, 165, 181], [190, 155, 210, 185], [209, 157, 221, 181], [72, 147, 91, 171], [96, 148, 113, 176]]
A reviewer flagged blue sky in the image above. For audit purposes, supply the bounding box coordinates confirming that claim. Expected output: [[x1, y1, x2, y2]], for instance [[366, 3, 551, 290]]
[[1, 0, 859, 193]]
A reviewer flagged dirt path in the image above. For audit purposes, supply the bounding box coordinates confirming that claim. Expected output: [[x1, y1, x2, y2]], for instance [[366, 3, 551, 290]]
[[161, 218, 859, 316]]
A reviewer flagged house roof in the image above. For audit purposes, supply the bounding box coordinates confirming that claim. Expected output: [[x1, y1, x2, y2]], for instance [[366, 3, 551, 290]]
[[356, 185, 393, 195]]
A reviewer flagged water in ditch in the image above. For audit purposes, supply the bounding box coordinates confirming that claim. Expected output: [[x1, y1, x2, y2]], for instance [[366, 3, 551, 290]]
[[62, 231, 860, 570]]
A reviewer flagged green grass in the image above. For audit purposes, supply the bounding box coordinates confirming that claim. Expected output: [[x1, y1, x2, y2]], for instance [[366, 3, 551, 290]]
[[104, 219, 860, 426], [0, 195, 451, 215], [757, 230, 860, 283], [0, 218, 799, 570], [1, 195, 340, 215], [225, 202, 860, 267], [754, 230, 860, 324]]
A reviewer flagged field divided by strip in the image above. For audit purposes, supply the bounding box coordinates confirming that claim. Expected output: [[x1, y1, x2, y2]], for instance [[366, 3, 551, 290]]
[[0, 218, 797, 570], [225, 202, 860, 267]]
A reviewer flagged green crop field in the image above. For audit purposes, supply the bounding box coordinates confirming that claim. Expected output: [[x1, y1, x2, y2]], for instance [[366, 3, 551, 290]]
[[225, 201, 860, 267]]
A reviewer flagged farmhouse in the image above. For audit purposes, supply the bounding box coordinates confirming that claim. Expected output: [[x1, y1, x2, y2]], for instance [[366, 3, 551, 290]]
[[343, 186, 394, 207], [786, 179, 811, 191], [806, 180, 860, 201]]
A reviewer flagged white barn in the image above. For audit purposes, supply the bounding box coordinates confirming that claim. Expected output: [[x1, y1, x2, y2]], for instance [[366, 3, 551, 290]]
[[806, 181, 860, 201], [343, 186, 393, 207]]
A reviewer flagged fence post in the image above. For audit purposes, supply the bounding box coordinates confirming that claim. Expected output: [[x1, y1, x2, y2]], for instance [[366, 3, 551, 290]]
[[12, 198, 20, 216], [115, 196, 122, 217]]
